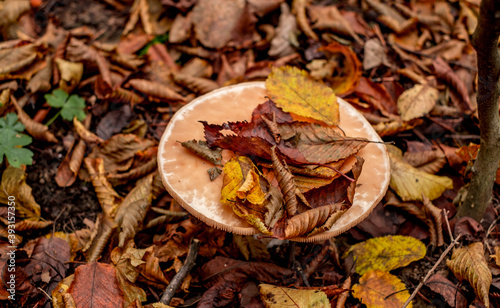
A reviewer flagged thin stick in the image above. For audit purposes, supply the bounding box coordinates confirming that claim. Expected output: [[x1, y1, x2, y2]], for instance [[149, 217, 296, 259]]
[[294, 261, 311, 287], [402, 234, 461, 308], [160, 238, 201, 305], [443, 210, 454, 242]]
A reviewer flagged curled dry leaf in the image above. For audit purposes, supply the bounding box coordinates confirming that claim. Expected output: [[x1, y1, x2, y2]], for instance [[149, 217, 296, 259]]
[[266, 66, 338, 125], [66, 38, 112, 87], [221, 156, 284, 234], [172, 72, 220, 94], [292, 0, 318, 41], [433, 57, 473, 112], [388, 145, 453, 201], [114, 173, 154, 247], [403, 149, 446, 174], [319, 42, 362, 96], [447, 242, 491, 307], [309, 5, 362, 44], [372, 118, 423, 137], [0, 166, 41, 219], [397, 84, 439, 121], [14, 219, 53, 231], [55, 58, 84, 93], [56, 139, 85, 187], [0, 0, 31, 27], [270, 146, 298, 216], [275, 203, 342, 239], [180, 140, 222, 166], [84, 157, 123, 216], [83, 213, 117, 262], [12, 96, 58, 143], [108, 154, 158, 186], [73, 117, 104, 144], [352, 270, 412, 308], [127, 79, 186, 102], [344, 235, 426, 275], [259, 284, 329, 307], [269, 3, 298, 58], [422, 196, 444, 247]]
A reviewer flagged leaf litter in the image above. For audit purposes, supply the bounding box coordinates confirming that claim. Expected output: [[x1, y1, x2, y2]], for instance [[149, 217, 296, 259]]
[[0, 0, 498, 306]]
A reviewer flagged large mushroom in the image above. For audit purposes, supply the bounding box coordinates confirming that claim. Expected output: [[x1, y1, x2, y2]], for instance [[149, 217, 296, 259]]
[[157, 82, 390, 242]]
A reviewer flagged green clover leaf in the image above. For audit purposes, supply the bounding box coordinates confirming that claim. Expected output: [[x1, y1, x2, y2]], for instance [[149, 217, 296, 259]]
[[0, 114, 33, 168]]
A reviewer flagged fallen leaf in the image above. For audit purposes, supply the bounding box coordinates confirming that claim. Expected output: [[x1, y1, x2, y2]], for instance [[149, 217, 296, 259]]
[[127, 79, 186, 102], [83, 214, 117, 262], [372, 118, 423, 137], [0, 166, 41, 219], [12, 96, 58, 143], [403, 149, 446, 174], [55, 58, 83, 93], [221, 156, 284, 234], [389, 145, 453, 201], [447, 242, 491, 307], [27, 56, 53, 93], [180, 140, 222, 166], [309, 5, 362, 44], [0, 44, 38, 75], [397, 84, 439, 121], [266, 66, 338, 125], [24, 237, 70, 285], [269, 3, 297, 58], [363, 39, 390, 70], [68, 262, 124, 308], [352, 270, 412, 308], [0, 0, 31, 27], [344, 235, 426, 275], [84, 157, 122, 216], [292, 0, 318, 41], [433, 57, 473, 112], [426, 273, 467, 308], [191, 0, 251, 49], [259, 283, 330, 307], [172, 72, 219, 94]]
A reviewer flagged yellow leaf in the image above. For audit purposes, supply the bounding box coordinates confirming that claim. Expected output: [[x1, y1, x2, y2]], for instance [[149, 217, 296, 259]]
[[447, 242, 491, 307], [52, 274, 75, 308], [55, 58, 83, 93], [344, 235, 426, 275], [388, 145, 453, 201], [221, 156, 284, 234], [266, 66, 339, 125], [0, 166, 41, 219], [352, 270, 412, 308], [397, 84, 439, 121], [259, 283, 329, 307]]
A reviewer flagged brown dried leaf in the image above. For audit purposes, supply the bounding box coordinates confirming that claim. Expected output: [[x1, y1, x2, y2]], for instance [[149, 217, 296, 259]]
[[0, 44, 37, 75], [56, 139, 84, 187], [139, 246, 170, 288], [55, 58, 84, 94], [433, 57, 473, 112], [269, 3, 297, 58], [84, 157, 122, 216], [422, 196, 444, 247], [352, 270, 411, 307], [403, 150, 446, 174], [127, 79, 186, 102], [24, 237, 70, 283], [292, 0, 318, 41], [14, 219, 53, 231], [0, 0, 31, 27], [172, 72, 219, 94], [372, 118, 423, 137], [27, 56, 53, 93], [84, 213, 117, 262], [68, 261, 124, 307], [74, 117, 104, 144], [309, 5, 362, 44], [114, 174, 154, 247], [426, 273, 467, 308], [108, 155, 158, 186], [12, 96, 58, 143], [180, 140, 222, 166], [447, 242, 491, 307], [275, 203, 342, 239], [66, 38, 112, 87], [397, 84, 439, 121], [270, 146, 298, 216], [0, 166, 41, 219]]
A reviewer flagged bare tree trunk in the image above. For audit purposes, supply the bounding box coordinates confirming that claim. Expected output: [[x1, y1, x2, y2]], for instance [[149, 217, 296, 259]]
[[456, 0, 500, 221]]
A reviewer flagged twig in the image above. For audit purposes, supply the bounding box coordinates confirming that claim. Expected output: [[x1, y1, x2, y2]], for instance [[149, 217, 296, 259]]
[[402, 234, 461, 308], [160, 238, 201, 305], [443, 210, 454, 242], [294, 261, 311, 287]]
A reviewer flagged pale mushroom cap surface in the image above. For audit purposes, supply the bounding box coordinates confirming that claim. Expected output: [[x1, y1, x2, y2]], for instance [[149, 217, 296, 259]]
[[158, 82, 390, 242]]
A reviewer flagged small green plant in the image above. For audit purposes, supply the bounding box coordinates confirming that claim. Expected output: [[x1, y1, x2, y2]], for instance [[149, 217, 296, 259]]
[[0, 113, 33, 167], [44, 89, 86, 125]]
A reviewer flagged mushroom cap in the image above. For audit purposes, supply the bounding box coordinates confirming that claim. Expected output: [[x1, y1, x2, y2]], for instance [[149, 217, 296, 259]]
[[158, 82, 390, 242]]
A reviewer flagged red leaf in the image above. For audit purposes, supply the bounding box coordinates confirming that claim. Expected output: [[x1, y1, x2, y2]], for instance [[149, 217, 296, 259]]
[[68, 262, 124, 308]]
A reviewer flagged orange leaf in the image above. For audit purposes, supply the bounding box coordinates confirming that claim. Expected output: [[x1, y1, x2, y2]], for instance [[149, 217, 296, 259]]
[[352, 270, 412, 307], [68, 262, 124, 308]]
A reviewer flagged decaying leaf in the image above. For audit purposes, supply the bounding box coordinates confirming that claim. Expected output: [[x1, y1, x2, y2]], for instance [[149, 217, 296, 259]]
[[274, 203, 343, 239], [27, 56, 53, 93], [127, 79, 186, 102], [388, 145, 453, 201], [68, 261, 125, 307], [0, 44, 38, 75], [12, 96, 58, 143], [55, 58, 83, 93], [447, 242, 491, 307], [344, 235, 426, 275], [0, 166, 41, 219], [180, 139, 222, 166], [14, 219, 53, 231], [352, 270, 412, 308], [269, 3, 298, 58], [397, 84, 439, 121], [292, 0, 318, 41], [221, 156, 284, 234], [266, 66, 338, 125], [84, 157, 122, 216], [114, 174, 154, 247], [270, 146, 298, 216], [259, 283, 330, 307], [172, 72, 220, 94], [83, 213, 117, 262]]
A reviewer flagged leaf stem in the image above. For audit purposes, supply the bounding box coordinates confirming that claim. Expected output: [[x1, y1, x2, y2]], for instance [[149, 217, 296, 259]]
[[45, 110, 61, 126]]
